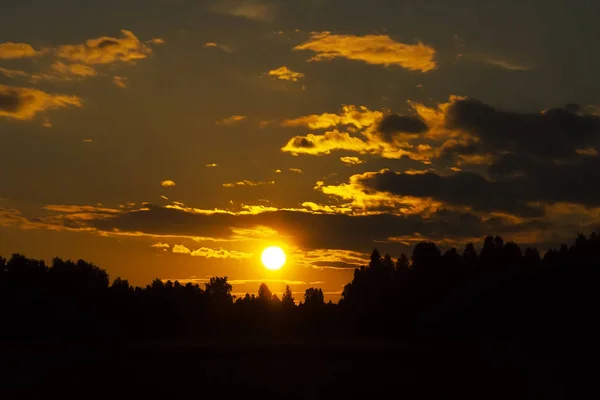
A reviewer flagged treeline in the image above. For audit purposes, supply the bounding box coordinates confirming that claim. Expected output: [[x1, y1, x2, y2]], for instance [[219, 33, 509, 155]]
[[1, 233, 599, 343]]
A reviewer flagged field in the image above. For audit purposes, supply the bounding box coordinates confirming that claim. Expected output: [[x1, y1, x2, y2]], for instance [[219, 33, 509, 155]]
[[0, 338, 565, 399]]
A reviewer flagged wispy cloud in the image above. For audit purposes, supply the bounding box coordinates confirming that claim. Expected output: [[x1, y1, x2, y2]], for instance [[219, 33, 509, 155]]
[[289, 168, 304, 174], [203, 42, 233, 53], [112, 76, 128, 88], [0, 67, 29, 79], [222, 180, 275, 188], [51, 61, 97, 77], [0, 84, 82, 120], [294, 32, 436, 72], [172, 244, 253, 260], [211, 0, 276, 23], [56, 30, 164, 65], [216, 115, 247, 126], [484, 57, 532, 71]]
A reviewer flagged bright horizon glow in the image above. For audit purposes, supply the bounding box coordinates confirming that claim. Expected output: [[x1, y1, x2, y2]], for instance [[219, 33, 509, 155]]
[[261, 246, 286, 271]]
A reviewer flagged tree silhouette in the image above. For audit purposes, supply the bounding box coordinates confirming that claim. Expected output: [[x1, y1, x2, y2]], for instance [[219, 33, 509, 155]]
[[303, 288, 324, 307], [281, 285, 295, 307], [258, 282, 273, 302], [205, 276, 233, 306]]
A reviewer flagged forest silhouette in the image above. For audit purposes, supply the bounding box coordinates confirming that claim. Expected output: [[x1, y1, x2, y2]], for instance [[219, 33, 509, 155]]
[[2, 233, 598, 398], [2, 232, 598, 343]]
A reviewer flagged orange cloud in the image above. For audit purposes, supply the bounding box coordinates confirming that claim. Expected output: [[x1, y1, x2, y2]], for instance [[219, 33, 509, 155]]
[[205, 163, 218, 167], [340, 156, 365, 165], [0, 42, 39, 59], [151, 242, 170, 249], [51, 61, 97, 78], [282, 130, 372, 156], [268, 66, 304, 82], [295, 248, 369, 270], [282, 105, 382, 130], [216, 115, 247, 126], [160, 180, 176, 188], [56, 30, 162, 65], [0, 67, 29, 79], [314, 171, 443, 215], [172, 244, 253, 260], [204, 42, 233, 53], [222, 180, 275, 188], [0, 84, 82, 120], [294, 32, 436, 72], [112, 76, 128, 88], [289, 168, 303, 174]]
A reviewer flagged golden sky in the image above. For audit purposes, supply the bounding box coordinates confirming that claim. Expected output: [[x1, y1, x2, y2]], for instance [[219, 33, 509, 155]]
[[2, 0, 600, 301]]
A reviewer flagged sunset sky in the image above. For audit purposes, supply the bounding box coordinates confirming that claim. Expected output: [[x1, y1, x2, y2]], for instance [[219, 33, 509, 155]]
[[2, 0, 600, 301]]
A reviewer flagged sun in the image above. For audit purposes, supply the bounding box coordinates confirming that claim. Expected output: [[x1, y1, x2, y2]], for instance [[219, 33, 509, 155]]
[[261, 246, 286, 271]]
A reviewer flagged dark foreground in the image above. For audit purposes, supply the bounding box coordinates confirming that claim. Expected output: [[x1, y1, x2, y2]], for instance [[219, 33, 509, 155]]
[[0, 338, 568, 399]]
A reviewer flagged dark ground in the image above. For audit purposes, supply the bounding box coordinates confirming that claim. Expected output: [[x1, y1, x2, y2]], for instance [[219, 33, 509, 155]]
[[0, 337, 567, 399]]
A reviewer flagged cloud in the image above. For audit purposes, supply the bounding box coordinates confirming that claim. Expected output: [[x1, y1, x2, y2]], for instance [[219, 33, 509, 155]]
[[112, 76, 128, 88], [280, 105, 425, 160], [203, 42, 233, 53], [281, 96, 600, 168], [483, 57, 532, 71], [172, 244, 191, 254], [0, 67, 29, 79], [172, 244, 253, 260], [354, 169, 544, 218], [282, 105, 382, 130], [216, 115, 247, 126], [294, 32, 436, 72], [340, 156, 365, 165], [56, 30, 163, 65], [268, 66, 304, 82], [211, 0, 276, 22], [377, 114, 428, 141], [5, 202, 512, 254], [289, 168, 303, 174], [52, 61, 97, 77], [205, 163, 218, 167], [295, 249, 369, 270], [282, 130, 373, 156], [0, 42, 40, 59], [440, 98, 600, 161], [160, 180, 176, 188], [151, 242, 170, 249], [222, 180, 275, 188], [0, 84, 82, 120]]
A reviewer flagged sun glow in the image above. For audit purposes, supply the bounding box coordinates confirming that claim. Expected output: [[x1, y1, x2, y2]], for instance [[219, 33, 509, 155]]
[[261, 246, 286, 271]]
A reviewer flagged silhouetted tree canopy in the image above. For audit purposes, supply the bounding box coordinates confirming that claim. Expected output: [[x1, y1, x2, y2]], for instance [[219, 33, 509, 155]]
[[1, 232, 599, 346]]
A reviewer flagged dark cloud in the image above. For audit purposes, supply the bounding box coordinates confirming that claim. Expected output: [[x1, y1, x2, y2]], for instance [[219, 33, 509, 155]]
[[358, 170, 544, 217], [444, 98, 600, 159], [85, 205, 504, 253], [358, 151, 600, 218], [377, 114, 428, 142], [290, 137, 316, 148], [0, 89, 23, 113]]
